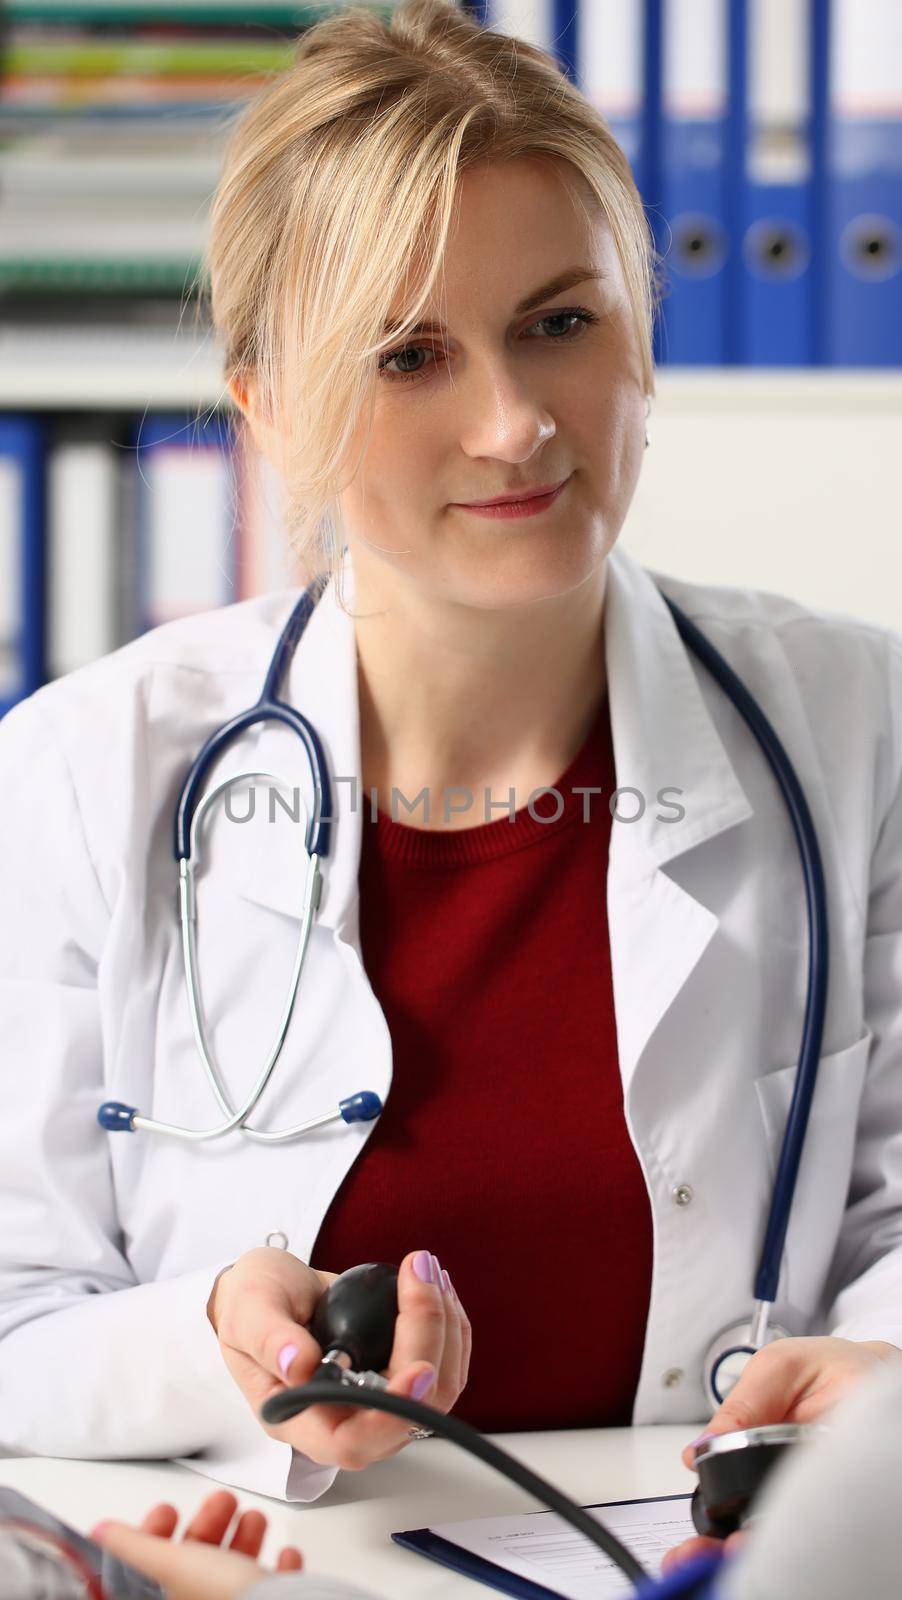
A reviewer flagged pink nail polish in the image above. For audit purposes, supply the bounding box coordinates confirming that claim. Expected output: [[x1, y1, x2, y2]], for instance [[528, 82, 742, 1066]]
[[412, 1250, 434, 1283], [441, 1268, 452, 1296], [278, 1342, 299, 1379], [689, 1431, 716, 1455], [432, 1254, 444, 1289], [411, 1369, 435, 1401]]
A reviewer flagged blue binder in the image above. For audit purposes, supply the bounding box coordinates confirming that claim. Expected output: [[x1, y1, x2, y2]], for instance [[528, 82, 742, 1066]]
[[647, 0, 739, 365], [824, 0, 902, 365], [0, 415, 45, 720], [732, 0, 828, 365], [577, 0, 645, 186]]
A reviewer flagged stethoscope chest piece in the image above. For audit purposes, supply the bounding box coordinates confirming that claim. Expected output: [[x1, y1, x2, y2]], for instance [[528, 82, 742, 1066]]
[[691, 1423, 816, 1539], [703, 1317, 791, 1409]]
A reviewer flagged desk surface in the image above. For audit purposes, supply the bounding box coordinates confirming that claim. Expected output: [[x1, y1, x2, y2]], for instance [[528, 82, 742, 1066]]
[[0, 1426, 696, 1596]]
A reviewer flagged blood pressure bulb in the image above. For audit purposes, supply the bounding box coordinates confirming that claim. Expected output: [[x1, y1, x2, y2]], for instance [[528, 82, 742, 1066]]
[[309, 1262, 399, 1373]]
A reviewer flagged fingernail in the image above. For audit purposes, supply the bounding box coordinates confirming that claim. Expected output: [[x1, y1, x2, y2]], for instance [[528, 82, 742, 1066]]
[[411, 1368, 435, 1401], [689, 1431, 716, 1455], [431, 1254, 445, 1290], [441, 1268, 452, 1296], [278, 1342, 299, 1379], [412, 1250, 436, 1284]]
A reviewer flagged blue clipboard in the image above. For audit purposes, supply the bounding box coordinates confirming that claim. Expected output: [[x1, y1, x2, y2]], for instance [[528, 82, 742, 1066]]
[[392, 1492, 695, 1600], [392, 1526, 565, 1600]]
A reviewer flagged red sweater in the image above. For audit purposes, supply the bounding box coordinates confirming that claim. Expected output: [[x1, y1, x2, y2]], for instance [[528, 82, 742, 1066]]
[[310, 693, 653, 1431]]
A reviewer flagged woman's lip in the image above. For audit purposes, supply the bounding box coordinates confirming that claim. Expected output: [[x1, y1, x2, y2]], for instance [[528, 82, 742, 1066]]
[[452, 475, 570, 519], [456, 476, 569, 508]]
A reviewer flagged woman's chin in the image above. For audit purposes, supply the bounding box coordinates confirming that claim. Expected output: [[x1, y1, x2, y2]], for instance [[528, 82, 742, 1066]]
[[444, 538, 606, 608]]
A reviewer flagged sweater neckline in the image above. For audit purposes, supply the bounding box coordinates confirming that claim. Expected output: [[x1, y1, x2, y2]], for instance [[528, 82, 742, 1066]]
[[361, 691, 613, 867]]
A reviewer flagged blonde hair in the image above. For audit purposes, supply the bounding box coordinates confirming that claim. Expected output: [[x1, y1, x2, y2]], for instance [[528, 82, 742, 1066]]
[[194, 0, 660, 610]]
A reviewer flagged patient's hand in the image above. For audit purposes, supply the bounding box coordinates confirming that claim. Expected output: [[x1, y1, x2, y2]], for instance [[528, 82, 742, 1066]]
[[91, 1486, 302, 1600]]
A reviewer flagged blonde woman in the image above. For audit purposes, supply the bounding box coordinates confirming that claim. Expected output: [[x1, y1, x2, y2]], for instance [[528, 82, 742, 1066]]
[[0, 0, 900, 1546]]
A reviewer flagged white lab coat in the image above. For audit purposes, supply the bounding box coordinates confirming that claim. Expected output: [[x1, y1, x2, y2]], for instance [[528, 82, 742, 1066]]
[[1, 544, 901, 1507]]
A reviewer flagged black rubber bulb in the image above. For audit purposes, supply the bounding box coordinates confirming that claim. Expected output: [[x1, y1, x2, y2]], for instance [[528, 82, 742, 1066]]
[[309, 1262, 399, 1374]]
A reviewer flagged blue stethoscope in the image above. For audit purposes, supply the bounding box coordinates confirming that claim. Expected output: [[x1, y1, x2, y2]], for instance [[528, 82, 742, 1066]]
[[98, 572, 828, 1410]]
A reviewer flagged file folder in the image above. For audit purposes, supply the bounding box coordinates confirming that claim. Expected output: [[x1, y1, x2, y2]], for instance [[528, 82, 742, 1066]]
[[653, 0, 735, 364], [824, 0, 902, 365], [480, 2, 579, 80], [132, 412, 238, 633], [46, 417, 123, 680], [579, 0, 645, 184], [734, 0, 823, 365], [0, 414, 45, 719]]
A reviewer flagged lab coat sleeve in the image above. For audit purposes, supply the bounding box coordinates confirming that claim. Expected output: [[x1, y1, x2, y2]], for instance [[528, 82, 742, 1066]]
[[0, 692, 338, 1504], [821, 634, 902, 1350]]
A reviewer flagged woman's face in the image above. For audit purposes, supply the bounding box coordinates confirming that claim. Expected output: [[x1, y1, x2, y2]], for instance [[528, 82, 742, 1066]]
[[338, 155, 648, 611]]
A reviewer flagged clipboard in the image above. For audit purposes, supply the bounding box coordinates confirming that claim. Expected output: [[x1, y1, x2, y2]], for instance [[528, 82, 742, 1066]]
[[392, 1493, 696, 1600], [392, 1525, 565, 1600]]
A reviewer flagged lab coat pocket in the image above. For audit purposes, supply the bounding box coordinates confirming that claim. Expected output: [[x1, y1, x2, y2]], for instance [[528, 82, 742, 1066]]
[[754, 1030, 873, 1317]]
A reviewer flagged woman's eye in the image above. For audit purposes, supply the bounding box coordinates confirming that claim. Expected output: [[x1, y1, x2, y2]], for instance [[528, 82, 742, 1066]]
[[377, 305, 599, 385]]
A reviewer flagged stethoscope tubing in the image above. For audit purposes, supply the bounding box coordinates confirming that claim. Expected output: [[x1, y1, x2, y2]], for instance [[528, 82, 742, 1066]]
[[663, 598, 829, 1308]]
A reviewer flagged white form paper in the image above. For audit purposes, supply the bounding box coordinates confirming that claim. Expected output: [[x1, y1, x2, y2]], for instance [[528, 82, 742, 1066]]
[[426, 1493, 696, 1599]]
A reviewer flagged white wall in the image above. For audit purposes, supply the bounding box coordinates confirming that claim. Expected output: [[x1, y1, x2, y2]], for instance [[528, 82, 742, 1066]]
[[620, 370, 902, 632]]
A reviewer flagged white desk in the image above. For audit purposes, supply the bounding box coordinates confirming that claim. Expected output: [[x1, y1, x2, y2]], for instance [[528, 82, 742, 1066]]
[[0, 1426, 696, 1595]]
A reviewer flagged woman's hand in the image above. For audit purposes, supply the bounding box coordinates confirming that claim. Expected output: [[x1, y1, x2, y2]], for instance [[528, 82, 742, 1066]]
[[664, 1337, 901, 1572], [679, 1336, 901, 1471], [90, 1487, 302, 1600], [209, 1246, 471, 1470]]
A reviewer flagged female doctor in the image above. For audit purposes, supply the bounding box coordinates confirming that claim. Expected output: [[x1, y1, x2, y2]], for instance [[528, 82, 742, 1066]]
[[1, 0, 901, 1520]]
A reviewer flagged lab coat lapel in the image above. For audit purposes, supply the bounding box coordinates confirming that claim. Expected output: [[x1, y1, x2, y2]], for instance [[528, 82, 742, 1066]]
[[603, 546, 754, 1089]]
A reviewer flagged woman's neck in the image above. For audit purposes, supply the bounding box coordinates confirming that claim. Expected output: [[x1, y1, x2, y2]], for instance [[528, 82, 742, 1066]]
[[352, 561, 609, 831]]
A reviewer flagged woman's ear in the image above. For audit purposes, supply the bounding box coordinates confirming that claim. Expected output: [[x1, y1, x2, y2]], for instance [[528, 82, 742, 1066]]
[[226, 374, 285, 474]]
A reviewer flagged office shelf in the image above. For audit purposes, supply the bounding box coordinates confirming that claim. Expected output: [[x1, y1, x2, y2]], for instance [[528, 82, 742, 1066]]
[[4, 2, 392, 24]]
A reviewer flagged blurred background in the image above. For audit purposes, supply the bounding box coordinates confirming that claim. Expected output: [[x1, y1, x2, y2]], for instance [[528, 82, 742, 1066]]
[[0, 0, 899, 717]]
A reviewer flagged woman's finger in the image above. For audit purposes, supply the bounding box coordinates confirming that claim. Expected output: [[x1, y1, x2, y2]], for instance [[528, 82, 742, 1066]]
[[229, 1508, 267, 1558], [137, 1503, 179, 1538], [448, 1272, 472, 1393], [276, 1546, 304, 1571], [661, 1534, 725, 1575], [437, 1270, 470, 1400], [181, 1489, 240, 1544], [386, 1252, 449, 1383]]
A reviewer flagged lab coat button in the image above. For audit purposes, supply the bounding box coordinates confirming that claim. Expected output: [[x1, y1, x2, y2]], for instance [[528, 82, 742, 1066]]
[[662, 1367, 684, 1388], [671, 1184, 694, 1207]]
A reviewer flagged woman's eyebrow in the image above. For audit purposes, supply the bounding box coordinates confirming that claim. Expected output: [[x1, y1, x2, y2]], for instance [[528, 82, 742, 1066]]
[[383, 266, 606, 338]]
